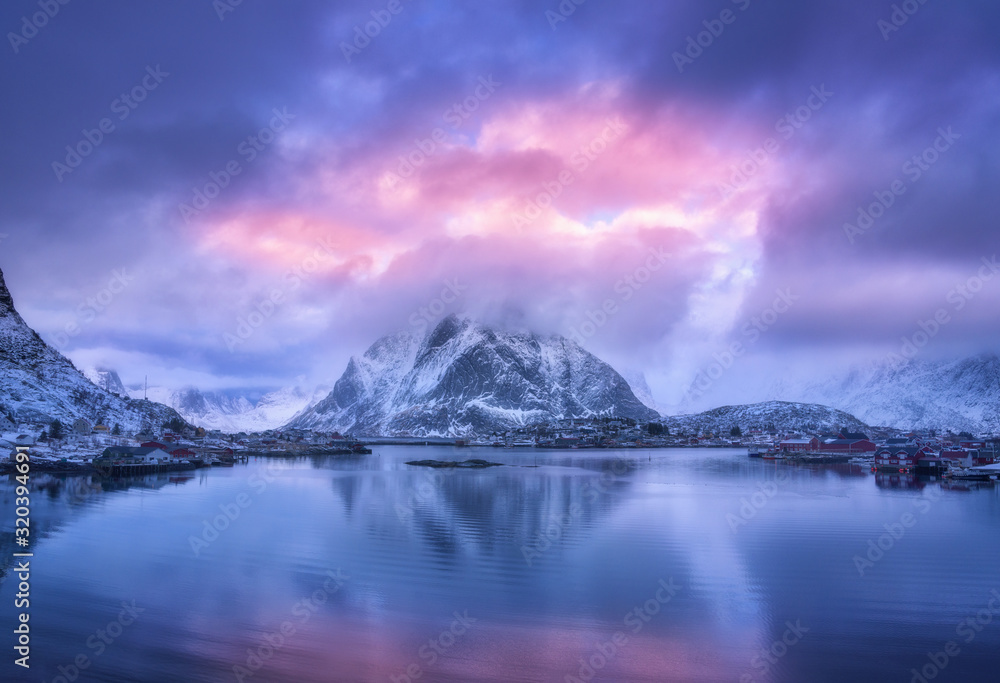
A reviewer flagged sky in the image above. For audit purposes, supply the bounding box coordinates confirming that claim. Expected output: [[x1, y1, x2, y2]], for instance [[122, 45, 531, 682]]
[[1, 0, 999, 413]]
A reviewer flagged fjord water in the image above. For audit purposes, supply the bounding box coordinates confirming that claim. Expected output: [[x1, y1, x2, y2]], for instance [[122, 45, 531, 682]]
[[2, 448, 999, 683]]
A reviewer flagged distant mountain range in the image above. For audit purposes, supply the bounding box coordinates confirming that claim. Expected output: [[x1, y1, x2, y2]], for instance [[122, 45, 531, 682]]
[[4, 262, 997, 437], [662, 400, 869, 435], [131, 384, 328, 433], [287, 315, 659, 436], [0, 267, 185, 431], [80, 368, 328, 433], [767, 355, 1000, 433]]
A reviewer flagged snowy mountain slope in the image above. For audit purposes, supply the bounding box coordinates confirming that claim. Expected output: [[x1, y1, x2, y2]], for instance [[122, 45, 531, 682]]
[[620, 369, 660, 412], [122, 383, 330, 433], [662, 400, 869, 435], [82, 367, 129, 396], [287, 315, 660, 436], [0, 266, 186, 431], [767, 355, 1000, 433]]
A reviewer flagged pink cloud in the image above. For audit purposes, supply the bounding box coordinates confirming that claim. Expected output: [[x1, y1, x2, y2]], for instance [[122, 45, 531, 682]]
[[175, 85, 788, 365]]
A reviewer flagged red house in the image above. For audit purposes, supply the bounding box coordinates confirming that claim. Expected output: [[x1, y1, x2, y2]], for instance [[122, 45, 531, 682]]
[[875, 445, 932, 470], [780, 437, 820, 452], [141, 441, 168, 450], [942, 449, 995, 466], [170, 448, 196, 459], [824, 438, 877, 453], [959, 440, 986, 450]]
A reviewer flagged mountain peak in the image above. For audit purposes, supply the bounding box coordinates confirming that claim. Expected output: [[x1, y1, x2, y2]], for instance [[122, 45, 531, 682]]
[[0, 266, 16, 316], [424, 314, 468, 349], [288, 318, 658, 436]]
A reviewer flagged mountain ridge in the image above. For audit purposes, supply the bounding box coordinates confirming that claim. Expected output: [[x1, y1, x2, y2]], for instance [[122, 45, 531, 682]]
[[286, 315, 659, 436], [766, 354, 1000, 433], [661, 400, 869, 435]]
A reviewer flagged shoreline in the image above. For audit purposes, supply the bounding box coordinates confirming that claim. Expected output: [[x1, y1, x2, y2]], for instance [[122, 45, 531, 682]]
[[0, 459, 208, 476]]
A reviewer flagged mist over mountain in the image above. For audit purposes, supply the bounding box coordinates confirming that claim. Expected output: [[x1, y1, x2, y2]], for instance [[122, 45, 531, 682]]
[[125, 383, 330, 433], [82, 367, 129, 396], [287, 315, 659, 436], [767, 354, 1000, 433]]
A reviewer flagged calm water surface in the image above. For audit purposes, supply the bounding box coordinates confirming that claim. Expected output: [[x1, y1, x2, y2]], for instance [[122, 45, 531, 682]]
[[1, 447, 999, 682]]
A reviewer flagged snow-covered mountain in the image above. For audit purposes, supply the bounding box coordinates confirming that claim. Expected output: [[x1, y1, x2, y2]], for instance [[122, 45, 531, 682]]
[[286, 315, 660, 436], [0, 266, 186, 431], [82, 367, 129, 396], [620, 369, 660, 413], [768, 354, 1000, 433], [662, 400, 869, 435], [120, 383, 329, 433]]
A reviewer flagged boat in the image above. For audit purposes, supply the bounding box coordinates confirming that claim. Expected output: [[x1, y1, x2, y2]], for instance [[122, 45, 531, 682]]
[[946, 467, 992, 482]]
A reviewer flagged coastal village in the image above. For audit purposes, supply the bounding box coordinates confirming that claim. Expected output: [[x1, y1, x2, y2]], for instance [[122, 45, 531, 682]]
[[3, 412, 998, 480], [0, 415, 368, 474]]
